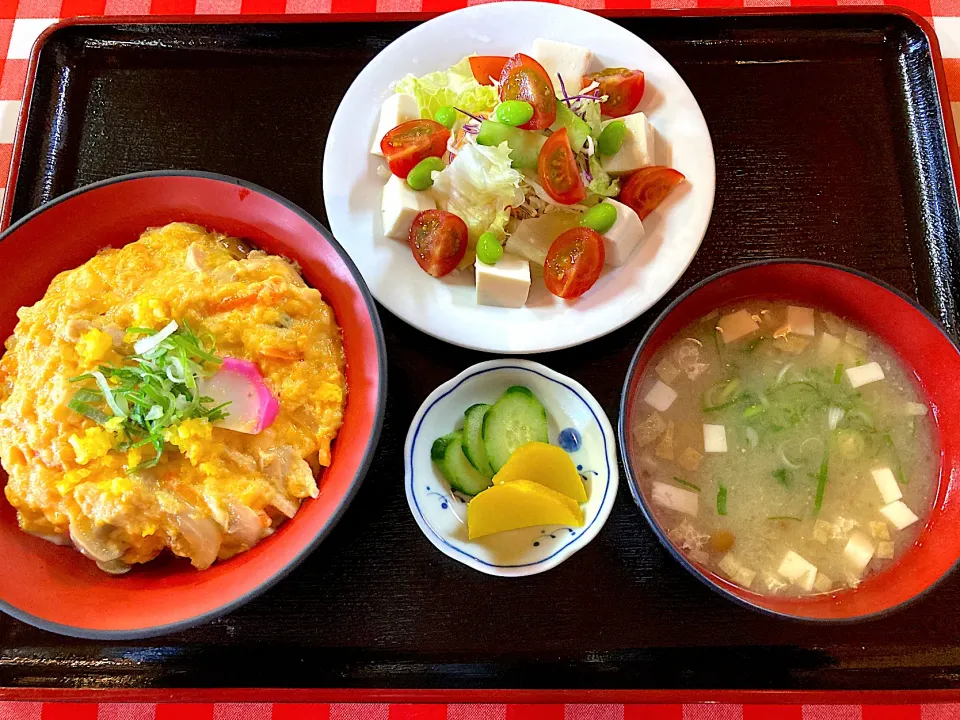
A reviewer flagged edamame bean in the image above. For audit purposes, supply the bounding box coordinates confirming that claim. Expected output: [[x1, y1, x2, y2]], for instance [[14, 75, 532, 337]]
[[406, 157, 445, 191], [581, 202, 617, 234], [434, 105, 457, 130], [495, 100, 534, 127], [476, 231, 504, 265], [597, 120, 626, 156]]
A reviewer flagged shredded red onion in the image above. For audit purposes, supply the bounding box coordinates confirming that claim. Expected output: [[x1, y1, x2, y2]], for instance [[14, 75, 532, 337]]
[[557, 73, 574, 108], [454, 107, 484, 123], [463, 124, 479, 134]]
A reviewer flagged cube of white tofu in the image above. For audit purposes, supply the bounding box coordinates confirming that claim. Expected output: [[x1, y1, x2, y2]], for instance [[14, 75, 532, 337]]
[[880, 500, 920, 530], [530, 38, 594, 95], [813, 571, 833, 593], [787, 306, 815, 337], [717, 310, 760, 344], [718, 554, 756, 588], [643, 380, 677, 412], [844, 531, 875, 572], [818, 332, 842, 359], [904, 402, 928, 416], [381, 175, 435, 241], [777, 550, 817, 591], [703, 424, 727, 453], [598, 199, 644, 267], [371, 93, 420, 156], [475, 254, 531, 309], [871, 467, 903, 505], [651, 481, 699, 516], [599, 113, 656, 176], [846, 362, 885, 388]]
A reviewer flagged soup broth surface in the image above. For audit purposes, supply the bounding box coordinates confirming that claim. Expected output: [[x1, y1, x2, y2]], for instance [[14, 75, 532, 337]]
[[632, 303, 937, 596]]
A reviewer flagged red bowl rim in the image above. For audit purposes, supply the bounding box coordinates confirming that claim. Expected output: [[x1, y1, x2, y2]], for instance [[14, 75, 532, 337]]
[[0, 169, 388, 639], [617, 258, 960, 624]]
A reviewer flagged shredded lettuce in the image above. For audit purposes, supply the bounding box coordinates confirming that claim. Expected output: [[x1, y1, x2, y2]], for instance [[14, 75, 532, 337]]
[[431, 141, 524, 267], [581, 99, 604, 140], [395, 57, 498, 121], [586, 155, 619, 199]]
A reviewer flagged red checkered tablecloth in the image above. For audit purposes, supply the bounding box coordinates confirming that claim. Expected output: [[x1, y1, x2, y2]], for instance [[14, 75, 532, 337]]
[[0, 702, 957, 717], [0, 0, 958, 715]]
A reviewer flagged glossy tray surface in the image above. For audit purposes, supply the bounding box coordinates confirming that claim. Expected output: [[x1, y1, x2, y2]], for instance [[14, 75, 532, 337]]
[[2, 11, 959, 691]]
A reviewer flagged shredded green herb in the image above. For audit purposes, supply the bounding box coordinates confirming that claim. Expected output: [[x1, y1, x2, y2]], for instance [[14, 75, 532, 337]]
[[813, 442, 830, 514], [772, 467, 791, 487], [67, 321, 229, 471], [833, 363, 843, 384], [672, 476, 701, 492], [717, 483, 728, 516], [742, 404, 765, 419], [885, 433, 907, 485], [768, 515, 802, 521]]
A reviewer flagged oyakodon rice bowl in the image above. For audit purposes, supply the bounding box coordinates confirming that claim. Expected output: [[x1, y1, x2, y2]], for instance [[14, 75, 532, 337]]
[[0, 222, 347, 574]]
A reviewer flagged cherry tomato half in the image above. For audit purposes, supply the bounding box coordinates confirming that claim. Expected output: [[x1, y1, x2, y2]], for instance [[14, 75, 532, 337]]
[[380, 120, 451, 179], [469, 56, 509, 86], [544, 227, 605, 300], [537, 128, 587, 206], [408, 209, 468, 278], [499, 53, 556, 131], [619, 166, 685, 220], [583, 68, 645, 119]]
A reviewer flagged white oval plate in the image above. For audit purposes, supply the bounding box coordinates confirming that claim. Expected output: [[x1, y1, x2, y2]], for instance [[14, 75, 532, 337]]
[[405, 360, 618, 576], [323, 2, 715, 354]]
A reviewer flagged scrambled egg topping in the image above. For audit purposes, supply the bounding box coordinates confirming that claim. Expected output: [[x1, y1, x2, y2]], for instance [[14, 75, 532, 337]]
[[0, 223, 347, 572]]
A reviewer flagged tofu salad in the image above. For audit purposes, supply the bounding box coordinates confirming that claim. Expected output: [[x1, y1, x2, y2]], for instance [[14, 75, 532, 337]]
[[373, 40, 687, 308]]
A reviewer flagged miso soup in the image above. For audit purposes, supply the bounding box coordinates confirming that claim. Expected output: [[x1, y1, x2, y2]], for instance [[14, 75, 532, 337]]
[[631, 303, 937, 596]]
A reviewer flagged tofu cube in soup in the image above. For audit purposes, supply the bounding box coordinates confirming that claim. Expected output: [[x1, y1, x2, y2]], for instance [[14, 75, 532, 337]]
[[846, 362, 885, 388], [475, 255, 531, 309], [530, 39, 594, 94], [598, 199, 645, 267], [717, 310, 759, 344], [599, 113, 656, 176], [778, 551, 817, 591], [371, 93, 420, 156], [703, 424, 727, 453], [819, 332, 842, 359], [644, 380, 677, 412], [652, 481, 698, 516], [872, 468, 902, 505], [787, 306, 815, 336], [382, 175, 435, 241], [843, 531, 875, 573], [880, 500, 919, 530]]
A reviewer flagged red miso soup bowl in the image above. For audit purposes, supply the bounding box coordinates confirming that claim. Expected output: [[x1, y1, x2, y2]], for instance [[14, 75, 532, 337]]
[[0, 171, 386, 639], [619, 260, 960, 621]]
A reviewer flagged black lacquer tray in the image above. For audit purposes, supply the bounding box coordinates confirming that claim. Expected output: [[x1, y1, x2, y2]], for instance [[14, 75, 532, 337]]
[[2, 9, 960, 692]]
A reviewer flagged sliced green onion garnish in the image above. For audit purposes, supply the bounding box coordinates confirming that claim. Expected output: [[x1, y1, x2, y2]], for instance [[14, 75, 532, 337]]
[[885, 433, 907, 485], [833, 363, 843, 384], [672, 476, 701, 492], [67, 398, 112, 424], [66, 320, 230, 471], [813, 442, 830, 514], [717, 484, 728, 516]]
